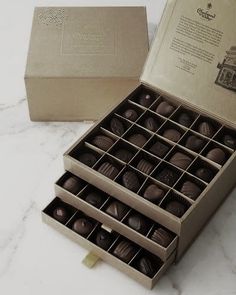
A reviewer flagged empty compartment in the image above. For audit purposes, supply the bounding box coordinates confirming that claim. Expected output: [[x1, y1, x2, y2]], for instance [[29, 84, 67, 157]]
[[170, 106, 199, 128], [191, 115, 222, 138], [130, 150, 161, 175], [136, 110, 165, 133], [108, 139, 139, 163]]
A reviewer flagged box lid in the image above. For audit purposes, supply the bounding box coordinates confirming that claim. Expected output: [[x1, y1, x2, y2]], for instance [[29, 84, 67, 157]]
[[141, 0, 236, 126], [26, 7, 148, 78]]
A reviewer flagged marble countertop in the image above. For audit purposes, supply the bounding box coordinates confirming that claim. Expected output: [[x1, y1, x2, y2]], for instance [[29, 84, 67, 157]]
[[0, 1, 235, 294]]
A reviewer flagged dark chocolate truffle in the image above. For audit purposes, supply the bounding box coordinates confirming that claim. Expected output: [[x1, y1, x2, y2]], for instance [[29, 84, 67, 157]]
[[128, 133, 147, 147], [198, 122, 215, 137], [138, 93, 154, 107], [105, 201, 129, 220], [77, 153, 97, 167], [177, 112, 193, 127], [149, 141, 170, 158], [195, 167, 214, 182], [163, 129, 182, 142], [136, 256, 156, 277], [143, 117, 159, 132], [97, 162, 119, 179], [91, 135, 114, 151], [114, 149, 134, 163], [169, 152, 192, 169], [150, 228, 174, 247], [165, 201, 186, 217], [113, 240, 136, 263], [95, 230, 113, 250], [180, 181, 202, 200], [185, 135, 205, 152], [155, 101, 175, 116], [62, 176, 83, 195], [72, 218, 93, 236], [143, 184, 165, 204], [122, 171, 140, 192], [110, 117, 125, 136], [136, 159, 154, 174], [206, 148, 226, 165], [52, 206, 68, 223], [223, 134, 236, 149], [85, 191, 105, 208], [123, 109, 138, 121], [156, 168, 178, 186], [127, 213, 150, 234]]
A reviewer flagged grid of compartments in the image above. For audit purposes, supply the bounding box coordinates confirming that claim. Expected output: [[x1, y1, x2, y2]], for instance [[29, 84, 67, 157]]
[[55, 171, 178, 260], [66, 86, 236, 221], [43, 197, 175, 287]]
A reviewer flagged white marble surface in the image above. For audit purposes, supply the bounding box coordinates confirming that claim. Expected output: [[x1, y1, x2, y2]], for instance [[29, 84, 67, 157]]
[[0, 1, 236, 294]]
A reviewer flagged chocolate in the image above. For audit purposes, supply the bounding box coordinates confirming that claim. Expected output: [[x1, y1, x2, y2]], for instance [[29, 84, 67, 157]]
[[85, 191, 105, 208], [180, 181, 202, 200], [114, 149, 134, 163], [127, 213, 150, 234], [95, 229, 113, 250], [149, 141, 170, 158], [105, 201, 129, 220], [136, 159, 154, 174], [123, 109, 138, 121], [77, 152, 97, 167], [195, 167, 214, 182], [163, 129, 182, 142], [143, 184, 165, 204], [138, 93, 154, 107], [169, 152, 192, 169], [128, 134, 147, 147], [150, 228, 174, 247], [52, 206, 68, 223], [156, 168, 178, 186], [91, 135, 114, 151], [155, 101, 175, 116], [136, 256, 155, 277], [185, 135, 205, 152], [223, 134, 236, 149], [97, 162, 119, 179], [72, 218, 93, 236], [113, 240, 136, 263], [177, 112, 193, 127], [143, 117, 159, 132], [122, 171, 140, 192], [198, 121, 215, 137], [110, 117, 125, 136], [165, 200, 186, 217], [62, 176, 83, 195], [206, 147, 226, 165]]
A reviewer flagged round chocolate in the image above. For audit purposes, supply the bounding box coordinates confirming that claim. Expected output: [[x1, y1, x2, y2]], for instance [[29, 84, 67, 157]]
[[150, 227, 174, 247], [138, 93, 154, 107], [114, 149, 134, 163], [169, 152, 192, 169], [180, 181, 202, 200], [163, 129, 182, 142], [122, 171, 140, 192], [206, 148, 226, 165], [85, 192, 105, 208], [72, 218, 93, 236], [78, 153, 97, 167], [97, 162, 119, 179], [223, 134, 236, 149], [156, 168, 178, 187], [52, 206, 68, 223], [110, 117, 125, 136], [62, 176, 83, 195], [177, 112, 193, 127], [136, 159, 154, 174], [143, 117, 159, 132], [95, 230, 113, 250], [136, 256, 155, 277], [91, 135, 114, 151], [127, 213, 150, 234], [198, 121, 215, 137], [123, 109, 138, 121], [155, 101, 175, 117], [195, 167, 214, 182], [165, 201, 186, 217], [128, 133, 147, 147], [143, 184, 165, 204], [185, 135, 205, 152]]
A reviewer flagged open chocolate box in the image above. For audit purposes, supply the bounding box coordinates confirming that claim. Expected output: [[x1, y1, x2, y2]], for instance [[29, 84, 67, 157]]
[[42, 197, 175, 289]]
